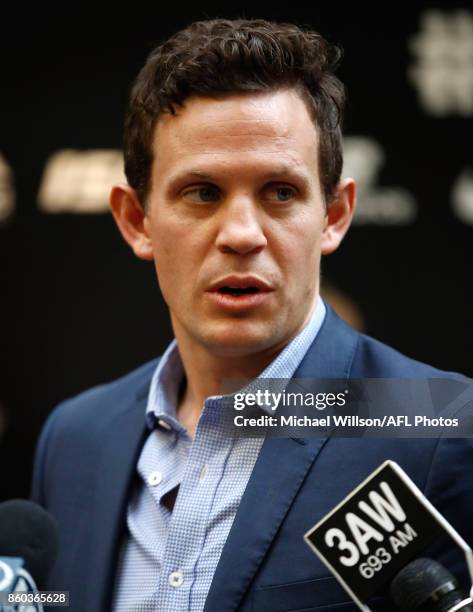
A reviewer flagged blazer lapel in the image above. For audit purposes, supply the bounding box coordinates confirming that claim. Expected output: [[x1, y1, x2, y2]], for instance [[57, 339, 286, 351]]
[[204, 306, 360, 612], [84, 384, 150, 612]]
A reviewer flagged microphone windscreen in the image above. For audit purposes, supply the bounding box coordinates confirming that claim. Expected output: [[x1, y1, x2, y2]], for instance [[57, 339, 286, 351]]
[[390, 557, 468, 612], [0, 499, 58, 589]]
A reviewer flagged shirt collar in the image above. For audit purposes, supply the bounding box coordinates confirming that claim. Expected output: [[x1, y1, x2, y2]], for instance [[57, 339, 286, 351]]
[[146, 297, 326, 431]]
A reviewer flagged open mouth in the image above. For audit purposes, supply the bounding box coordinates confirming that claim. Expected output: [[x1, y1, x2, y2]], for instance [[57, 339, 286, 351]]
[[207, 279, 271, 310], [217, 286, 260, 296]]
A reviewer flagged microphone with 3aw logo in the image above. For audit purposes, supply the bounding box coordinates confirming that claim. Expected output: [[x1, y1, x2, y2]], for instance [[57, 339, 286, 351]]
[[304, 461, 473, 611], [0, 500, 58, 611]]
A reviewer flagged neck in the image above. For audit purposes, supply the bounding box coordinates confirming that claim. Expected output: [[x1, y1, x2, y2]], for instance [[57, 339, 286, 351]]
[[172, 299, 317, 435], [177, 337, 285, 405]]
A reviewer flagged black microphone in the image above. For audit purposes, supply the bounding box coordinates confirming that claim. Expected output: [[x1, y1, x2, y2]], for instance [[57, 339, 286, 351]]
[[0, 499, 58, 591], [304, 461, 473, 611], [390, 558, 473, 612]]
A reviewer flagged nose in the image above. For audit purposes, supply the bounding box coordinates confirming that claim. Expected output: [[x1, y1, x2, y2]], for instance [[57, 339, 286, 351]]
[[215, 196, 267, 255]]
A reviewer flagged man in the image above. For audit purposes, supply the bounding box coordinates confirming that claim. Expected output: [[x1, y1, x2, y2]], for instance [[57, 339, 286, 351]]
[[32, 18, 473, 612]]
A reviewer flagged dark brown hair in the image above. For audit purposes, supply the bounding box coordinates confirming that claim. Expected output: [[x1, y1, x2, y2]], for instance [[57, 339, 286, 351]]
[[124, 18, 345, 206]]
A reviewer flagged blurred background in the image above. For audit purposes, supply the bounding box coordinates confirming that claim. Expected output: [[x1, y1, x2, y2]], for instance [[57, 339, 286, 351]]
[[1, 2, 472, 500]]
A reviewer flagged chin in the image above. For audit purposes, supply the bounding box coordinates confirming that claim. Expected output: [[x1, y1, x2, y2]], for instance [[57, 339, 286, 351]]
[[198, 322, 280, 357]]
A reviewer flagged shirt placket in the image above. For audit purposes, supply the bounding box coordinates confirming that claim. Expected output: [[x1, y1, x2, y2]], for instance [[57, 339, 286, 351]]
[[155, 398, 233, 611], [134, 428, 191, 566]]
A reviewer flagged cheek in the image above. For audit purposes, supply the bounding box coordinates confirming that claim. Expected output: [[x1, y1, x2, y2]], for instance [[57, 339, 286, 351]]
[[271, 215, 323, 269], [273, 225, 323, 305], [150, 219, 207, 288]]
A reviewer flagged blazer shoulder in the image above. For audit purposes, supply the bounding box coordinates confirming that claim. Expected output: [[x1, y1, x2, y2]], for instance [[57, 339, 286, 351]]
[[31, 357, 159, 503], [352, 331, 463, 378], [42, 357, 160, 440]]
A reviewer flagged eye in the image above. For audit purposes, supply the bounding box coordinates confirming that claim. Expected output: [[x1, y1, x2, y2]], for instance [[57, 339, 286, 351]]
[[182, 185, 220, 203], [264, 185, 298, 203]]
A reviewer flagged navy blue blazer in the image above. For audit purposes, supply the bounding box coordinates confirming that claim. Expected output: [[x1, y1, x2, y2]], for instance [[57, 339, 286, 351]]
[[31, 306, 473, 611]]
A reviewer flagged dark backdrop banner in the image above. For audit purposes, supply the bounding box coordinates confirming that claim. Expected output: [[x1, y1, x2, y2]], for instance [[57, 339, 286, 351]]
[[1, 2, 472, 499]]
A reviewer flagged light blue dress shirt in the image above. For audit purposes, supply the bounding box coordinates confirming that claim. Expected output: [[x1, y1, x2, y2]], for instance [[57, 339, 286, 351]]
[[112, 299, 326, 611]]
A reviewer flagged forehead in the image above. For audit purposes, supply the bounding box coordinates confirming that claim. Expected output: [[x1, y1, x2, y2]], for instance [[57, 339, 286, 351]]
[[151, 89, 319, 180]]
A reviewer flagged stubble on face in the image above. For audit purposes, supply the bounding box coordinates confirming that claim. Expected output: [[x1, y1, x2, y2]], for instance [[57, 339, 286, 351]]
[[144, 89, 327, 360]]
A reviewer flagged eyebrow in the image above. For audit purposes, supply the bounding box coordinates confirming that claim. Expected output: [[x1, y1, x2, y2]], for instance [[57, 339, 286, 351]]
[[169, 164, 310, 185], [183, 170, 214, 181]]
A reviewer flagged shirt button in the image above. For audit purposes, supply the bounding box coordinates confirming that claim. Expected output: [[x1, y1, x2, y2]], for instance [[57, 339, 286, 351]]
[[147, 471, 162, 486], [168, 570, 184, 588], [157, 418, 172, 431], [199, 464, 209, 481]]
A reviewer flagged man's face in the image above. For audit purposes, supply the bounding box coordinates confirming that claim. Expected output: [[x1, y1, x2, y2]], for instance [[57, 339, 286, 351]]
[[142, 89, 344, 357]]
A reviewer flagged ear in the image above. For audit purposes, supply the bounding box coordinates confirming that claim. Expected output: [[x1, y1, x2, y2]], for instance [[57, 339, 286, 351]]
[[321, 178, 356, 255], [109, 184, 154, 261]]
